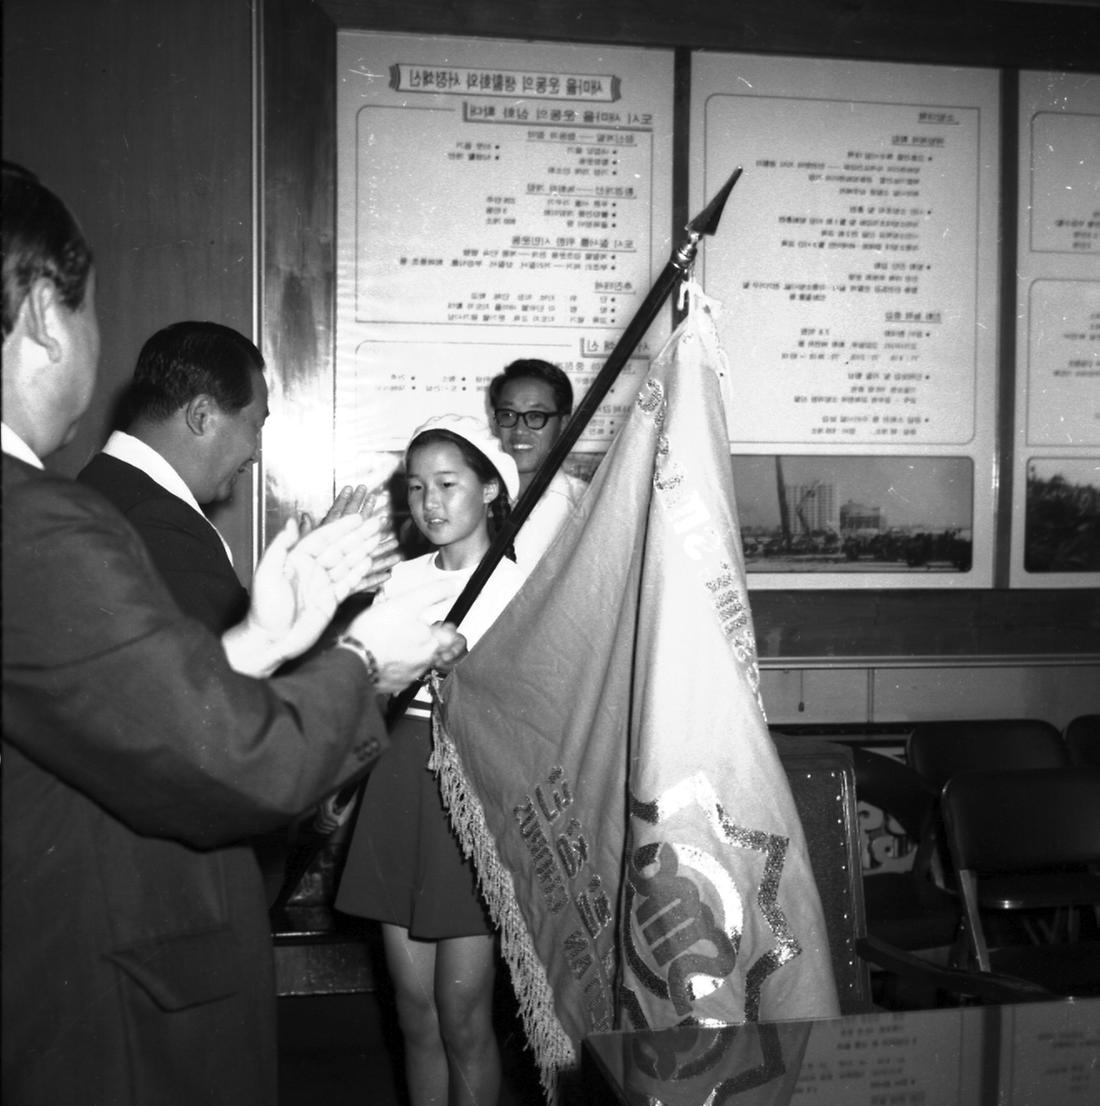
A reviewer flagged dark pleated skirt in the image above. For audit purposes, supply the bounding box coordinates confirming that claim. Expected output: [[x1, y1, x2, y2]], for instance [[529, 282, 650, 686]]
[[335, 713, 492, 939]]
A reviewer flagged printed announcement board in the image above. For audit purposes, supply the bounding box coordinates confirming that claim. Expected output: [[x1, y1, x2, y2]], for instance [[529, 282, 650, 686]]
[[335, 32, 674, 488], [691, 54, 999, 588], [1011, 72, 1100, 587]]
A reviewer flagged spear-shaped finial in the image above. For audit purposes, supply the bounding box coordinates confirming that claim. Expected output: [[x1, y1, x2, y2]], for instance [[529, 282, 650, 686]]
[[690, 166, 742, 237], [674, 166, 743, 270]]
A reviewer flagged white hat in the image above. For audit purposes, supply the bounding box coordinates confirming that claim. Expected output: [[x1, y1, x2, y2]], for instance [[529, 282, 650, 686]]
[[407, 413, 521, 501]]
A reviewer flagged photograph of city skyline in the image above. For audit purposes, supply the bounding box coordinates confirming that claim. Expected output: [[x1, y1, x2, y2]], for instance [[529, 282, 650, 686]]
[[730, 454, 974, 572]]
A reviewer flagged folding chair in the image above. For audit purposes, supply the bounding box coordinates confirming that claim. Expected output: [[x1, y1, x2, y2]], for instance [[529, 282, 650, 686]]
[[848, 748, 965, 1007], [773, 734, 872, 1014], [850, 749, 960, 947], [906, 719, 1071, 903], [941, 765, 1100, 998], [767, 738, 1042, 1010]]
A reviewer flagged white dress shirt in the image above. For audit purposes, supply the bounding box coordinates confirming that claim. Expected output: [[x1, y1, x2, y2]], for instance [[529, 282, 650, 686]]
[[100, 430, 233, 563], [1, 422, 43, 469]]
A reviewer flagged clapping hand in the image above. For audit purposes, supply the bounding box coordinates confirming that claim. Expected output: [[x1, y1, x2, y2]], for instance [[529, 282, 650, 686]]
[[301, 484, 400, 594], [224, 512, 388, 676], [301, 484, 373, 531]]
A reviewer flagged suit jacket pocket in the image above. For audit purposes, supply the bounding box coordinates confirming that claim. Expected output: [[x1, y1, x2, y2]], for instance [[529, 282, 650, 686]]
[[107, 925, 240, 1010]]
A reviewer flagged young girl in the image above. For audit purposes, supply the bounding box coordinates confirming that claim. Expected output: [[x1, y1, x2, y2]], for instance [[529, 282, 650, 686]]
[[336, 414, 524, 1106]]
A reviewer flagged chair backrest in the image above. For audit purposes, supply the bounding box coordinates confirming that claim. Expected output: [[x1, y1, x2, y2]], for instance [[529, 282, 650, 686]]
[[943, 766, 1100, 875], [1064, 714, 1100, 768], [907, 719, 1067, 790], [773, 734, 871, 1015], [850, 745, 943, 884], [850, 746, 938, 841]]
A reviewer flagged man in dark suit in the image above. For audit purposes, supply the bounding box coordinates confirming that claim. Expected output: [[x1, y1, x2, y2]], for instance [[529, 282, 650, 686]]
[[1, 162, 463, 1104], [78, 320, 395, 635], [78, 321, 262, 631], [78, 320, 395, 899]]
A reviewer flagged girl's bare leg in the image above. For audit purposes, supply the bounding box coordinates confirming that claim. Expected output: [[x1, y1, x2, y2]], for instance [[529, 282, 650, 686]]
[[435, 933, 500, 1106], [382, 923, 448, 1105]]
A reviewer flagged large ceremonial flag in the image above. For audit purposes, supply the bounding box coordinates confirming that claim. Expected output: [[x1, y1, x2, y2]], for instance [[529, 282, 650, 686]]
[[432, 286, 839, 1099]]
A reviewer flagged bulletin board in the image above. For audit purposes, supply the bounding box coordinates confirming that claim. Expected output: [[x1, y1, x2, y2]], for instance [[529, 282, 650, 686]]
[[1009, 71, 1100, 587], [689, 54, 1000, 589], [334, 31, 674, 490], [330, 31, 1094, 596]]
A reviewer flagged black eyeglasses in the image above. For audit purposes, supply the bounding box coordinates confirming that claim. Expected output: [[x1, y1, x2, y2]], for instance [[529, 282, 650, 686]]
[[493, 408, 563, 430]]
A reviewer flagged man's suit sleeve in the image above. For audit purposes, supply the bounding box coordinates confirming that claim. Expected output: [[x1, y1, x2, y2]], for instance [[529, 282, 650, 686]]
[[2, 472, 388, 848]]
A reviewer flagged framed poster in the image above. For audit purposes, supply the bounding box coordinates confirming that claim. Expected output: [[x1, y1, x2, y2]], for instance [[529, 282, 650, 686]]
[[690, 54, 1000, 588], [335, 31, 674, 490], [1010, 72, 1100, 587]]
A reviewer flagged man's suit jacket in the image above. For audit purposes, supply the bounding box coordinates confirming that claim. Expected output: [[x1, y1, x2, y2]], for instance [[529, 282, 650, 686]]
[[78, 451, 249, 633], [1, 453, 386, 1105]]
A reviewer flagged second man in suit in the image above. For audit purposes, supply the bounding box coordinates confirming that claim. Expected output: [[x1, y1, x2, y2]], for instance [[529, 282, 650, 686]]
[[79, 320, 394, 635]]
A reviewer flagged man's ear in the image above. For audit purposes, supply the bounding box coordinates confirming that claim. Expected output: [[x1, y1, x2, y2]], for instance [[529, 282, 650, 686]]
[[184, 393, 217, 436], [21, 278, 64, 362]]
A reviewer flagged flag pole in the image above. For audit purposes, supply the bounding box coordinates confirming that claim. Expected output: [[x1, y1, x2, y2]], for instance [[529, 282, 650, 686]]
[[370, 168, 744, 735], [268, 170, 743, 909], [431, 166, 742, 637], [380, 168, 742, 725]]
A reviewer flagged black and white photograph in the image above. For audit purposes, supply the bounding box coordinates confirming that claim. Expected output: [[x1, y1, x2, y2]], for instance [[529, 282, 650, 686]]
[[733, 454, 973, 573], [4, 4, 1099, 1106]]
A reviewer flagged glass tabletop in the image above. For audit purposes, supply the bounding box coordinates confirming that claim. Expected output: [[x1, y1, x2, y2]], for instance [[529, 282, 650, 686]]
[[582, 997, 1100, 1104]]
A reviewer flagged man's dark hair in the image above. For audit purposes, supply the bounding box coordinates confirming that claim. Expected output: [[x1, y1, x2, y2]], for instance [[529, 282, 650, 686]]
[[125, 321, 264, 423], [2, 161, 94, 337], [488, 358, 574, 416]]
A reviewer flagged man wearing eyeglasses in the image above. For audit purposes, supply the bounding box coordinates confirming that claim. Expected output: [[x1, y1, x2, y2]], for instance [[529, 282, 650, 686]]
[[488, 358, 589, 569]]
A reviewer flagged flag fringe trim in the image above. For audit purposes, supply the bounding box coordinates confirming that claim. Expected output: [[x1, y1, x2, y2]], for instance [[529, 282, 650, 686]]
[[430, 711, 576, 1104]]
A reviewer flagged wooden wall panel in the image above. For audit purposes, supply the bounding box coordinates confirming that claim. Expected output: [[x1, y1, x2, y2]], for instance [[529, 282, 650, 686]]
[[761, 661, 1099, 728], [750, 588, 1100, 658], [260, 0, 339, 533], [3, 0, 256, 571], [316, 0, 1100, 70]]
